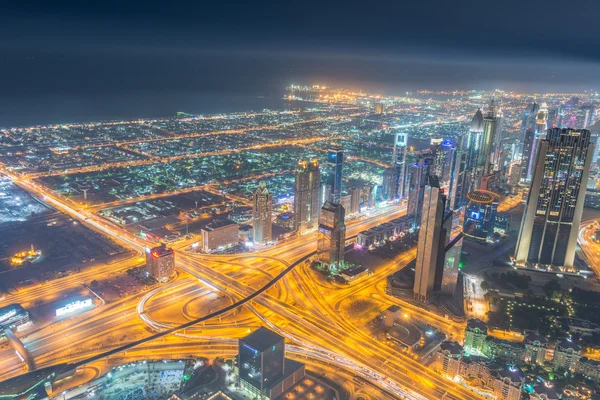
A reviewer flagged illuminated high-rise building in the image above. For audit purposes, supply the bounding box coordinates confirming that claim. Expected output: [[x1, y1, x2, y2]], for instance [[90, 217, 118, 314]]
[[407, 153, 433, 228], [253, 181, 272, 244], [515, 128, 594, 270], [477, 99, 498, 177], [491, 107, 504, 171], [375, 102, 384, 114], [433, 140, 455, 188], [237, 327, 305, 399], [145, 244, 175, 282], [381, 167, 397, 202], [448, 150, 468, 211], [577, 105, 596, 129], [521, 128, 536, 182], [519, 102, 539, 157], [392, 132, 408, 199], [317, 201, 346, 269], [414, 176, 446, 303], [327, 147, 343, 204], [293, 159, 321, 234]]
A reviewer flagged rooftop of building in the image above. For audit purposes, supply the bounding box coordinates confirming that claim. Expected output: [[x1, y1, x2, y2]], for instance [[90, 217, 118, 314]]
[[149, 243, 174, 257], [386, 305, 401, 313], [524, 330, 548, 345], [467, 318, 488, 332], [341, 265, 368, 277], [321, 200, 342, 213], [556, 338, 582, 352], [561, 316, 600, 330], [467, 190, 498, 204], [440, 341, 463, 356], [470, 108, 484, 133], [485, 336, 525, 349], [495, 366, 525, 384], [203, 219, 238, 231], [241, 326, 283, 352], [0, 303, 27, 319]]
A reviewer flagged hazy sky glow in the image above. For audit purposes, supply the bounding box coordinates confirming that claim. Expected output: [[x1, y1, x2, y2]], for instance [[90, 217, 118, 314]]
[[1, 0, 599, 126]]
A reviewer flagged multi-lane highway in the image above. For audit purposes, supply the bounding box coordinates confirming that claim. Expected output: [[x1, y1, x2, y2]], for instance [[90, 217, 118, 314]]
[[0, 170, 480, 399]]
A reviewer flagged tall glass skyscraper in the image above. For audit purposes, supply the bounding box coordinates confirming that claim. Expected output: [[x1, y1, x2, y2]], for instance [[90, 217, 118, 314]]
[[327, 147, 343, 204], [253, 181, 272, 244], [515, 128, 594, 270], [294, 159, 321, 234]]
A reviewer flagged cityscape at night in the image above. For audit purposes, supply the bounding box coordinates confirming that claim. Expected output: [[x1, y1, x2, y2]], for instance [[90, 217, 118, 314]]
[[1, 1, 600, 399]]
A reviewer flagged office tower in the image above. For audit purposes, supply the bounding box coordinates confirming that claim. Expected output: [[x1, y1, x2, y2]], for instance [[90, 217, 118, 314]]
[[238, 327, 305, 399], [590, 121, 600, 164], [448, 150, 468, 211], [509, 164, 522, 187], [515, 128, 594, 270], [407, 153, 433, 228], [577, 105, 596, 129], [463, 190, 498, 243], [413, 176, 446, 303], [433, 140, 455, 187], [392, 132, 408, 199], [491, 107, 504, 171], [317, 201, 346, 269], [362, 184, 375, 210], [521, 128, 536, 182], [253, 181, 272, 244], [327, 148, 343, 204], [201, 220, 239, 252], [519, 102, 539, 157], [145, 244, 175, 282], [556, 103, 565, 128], [381, 167, 397, 202], [547, 108, 557, 128], [293, 159, 321, 234], [467, 108, 484, 154], [477, 99, 498, 177], [375, 102, 384, 114], [350, 187, 361, 215]]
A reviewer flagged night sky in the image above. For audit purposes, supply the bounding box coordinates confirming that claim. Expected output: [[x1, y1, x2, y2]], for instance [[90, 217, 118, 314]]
[[1, 0, 599, 125]]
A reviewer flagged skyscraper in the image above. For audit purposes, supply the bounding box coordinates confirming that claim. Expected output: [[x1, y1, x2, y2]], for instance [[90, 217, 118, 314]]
[[448, 150, 468, 211], [237, 327, 306, 399], [577, 105, 596, 129], [521, 128, 536, 182], [515, 128, 594, 270], [491, 107, 504, 172], [392, 132, 408, 199], [433, 140, 455, 188], [327, 147, 343, 204], [293, 159, 321, 234], [317, 201, 346, 269], [407, 153, 433, 228], [253, 181, 272, 244], [519, 102, 539, 157], [381, 167, 397, 202], [413, 176, 446, 303], [145, 244, 175, 282], [477, 99, 498, 177]]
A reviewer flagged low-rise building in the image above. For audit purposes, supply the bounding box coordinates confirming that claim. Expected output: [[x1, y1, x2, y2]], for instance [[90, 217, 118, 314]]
[[0, 304, 30, 337], [524, 331, 548, 366], [577, 357, 600, 382], [483, 336, 525, 364], [553, 339, 581, 371], [201, 220, 239, 252], [560, 317, 600, 337], [145, 244, 175, 282], [434, 342, 525, 400], [464, 319, 488, 352]]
